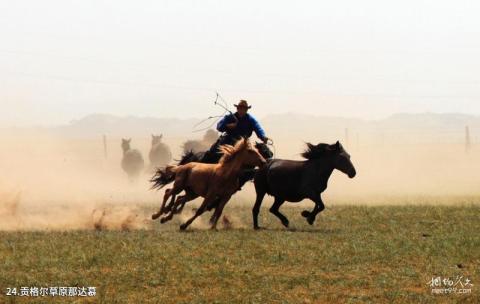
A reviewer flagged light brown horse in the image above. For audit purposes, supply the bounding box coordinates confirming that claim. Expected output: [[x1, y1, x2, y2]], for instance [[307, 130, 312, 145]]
[[151, 138, 266, 230]]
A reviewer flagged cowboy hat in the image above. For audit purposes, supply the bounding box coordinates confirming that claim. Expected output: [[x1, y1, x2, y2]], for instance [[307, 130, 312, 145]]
[[234, 100, 252, 109]]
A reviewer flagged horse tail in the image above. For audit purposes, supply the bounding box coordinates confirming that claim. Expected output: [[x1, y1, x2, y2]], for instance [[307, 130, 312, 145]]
[[150, 165, 178, 190]]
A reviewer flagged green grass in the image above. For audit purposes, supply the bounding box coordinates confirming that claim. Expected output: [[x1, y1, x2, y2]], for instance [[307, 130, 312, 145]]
[[1, 204, 479, 303]]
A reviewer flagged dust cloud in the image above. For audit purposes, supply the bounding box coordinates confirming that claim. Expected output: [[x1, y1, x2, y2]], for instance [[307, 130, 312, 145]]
[[0, 127, 479, 231], [0, 131, 159, 231]]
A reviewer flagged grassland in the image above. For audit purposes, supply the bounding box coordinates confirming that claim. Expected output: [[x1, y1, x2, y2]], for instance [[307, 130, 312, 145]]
[[1, 204, 479, 303]]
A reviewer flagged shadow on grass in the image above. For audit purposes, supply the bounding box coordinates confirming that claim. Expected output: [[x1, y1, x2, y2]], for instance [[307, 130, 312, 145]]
[[176, 226, 341, 234], [265, 227, 341, 234]]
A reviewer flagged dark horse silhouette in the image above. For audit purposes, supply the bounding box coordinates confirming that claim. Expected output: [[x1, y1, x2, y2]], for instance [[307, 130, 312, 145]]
[[252, 141, 356, 229]]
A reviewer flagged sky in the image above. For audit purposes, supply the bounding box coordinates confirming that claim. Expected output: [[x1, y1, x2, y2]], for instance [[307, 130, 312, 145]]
[[0, 0, 479, 126]]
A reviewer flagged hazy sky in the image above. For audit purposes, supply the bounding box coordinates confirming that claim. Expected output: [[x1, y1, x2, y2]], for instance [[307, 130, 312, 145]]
[[1, 0, 479, 126]]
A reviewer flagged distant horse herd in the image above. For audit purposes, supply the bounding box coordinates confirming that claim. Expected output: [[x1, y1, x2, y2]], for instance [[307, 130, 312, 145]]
[[120, 130, 219, 181], [120, 130, 356, 230]]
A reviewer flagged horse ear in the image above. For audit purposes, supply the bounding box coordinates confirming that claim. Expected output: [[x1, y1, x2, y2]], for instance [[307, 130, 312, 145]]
[[307, 143, 315, 150], [335, 141, 340, 149]]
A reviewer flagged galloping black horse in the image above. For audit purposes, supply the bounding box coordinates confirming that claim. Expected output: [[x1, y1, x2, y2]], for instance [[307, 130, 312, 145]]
[[252, 141, 356, 229]]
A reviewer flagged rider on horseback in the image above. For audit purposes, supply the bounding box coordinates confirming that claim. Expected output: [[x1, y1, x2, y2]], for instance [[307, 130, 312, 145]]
[[202, 99, 270, 163]]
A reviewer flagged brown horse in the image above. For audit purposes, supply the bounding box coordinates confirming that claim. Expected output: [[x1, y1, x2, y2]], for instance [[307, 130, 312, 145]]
[[151, 138, 266, 230], [148, 134, 172, 170], [121, 139, 145, 181]]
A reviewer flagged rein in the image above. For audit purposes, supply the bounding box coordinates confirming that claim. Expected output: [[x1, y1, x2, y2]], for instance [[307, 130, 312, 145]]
[[266, 138, 276, 159]]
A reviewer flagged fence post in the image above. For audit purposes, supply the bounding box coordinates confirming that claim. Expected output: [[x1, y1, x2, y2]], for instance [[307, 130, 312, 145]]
[[103, 134, 108, 159], [465, 126, 471, 153]]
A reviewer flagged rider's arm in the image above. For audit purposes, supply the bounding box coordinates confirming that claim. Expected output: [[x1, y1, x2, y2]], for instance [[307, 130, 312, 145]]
[[217, 114, 235, 132], [249, 115, 267, 141]]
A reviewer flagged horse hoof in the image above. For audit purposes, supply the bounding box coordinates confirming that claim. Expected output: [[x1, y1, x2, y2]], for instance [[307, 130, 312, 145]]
[[301, 211, 310, 218], [254, 226, 266, 230], [160, 217, 168, 224], [282, 221, 289, 228], [179, 224, 187, 231], [307, 218, 315, 225], [152, 213, 159, 220]]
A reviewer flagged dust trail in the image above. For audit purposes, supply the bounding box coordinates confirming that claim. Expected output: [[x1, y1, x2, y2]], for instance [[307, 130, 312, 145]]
[[176, 208, 211, 230], [0, 190, 150, 231], [0, 191, 20, 217], [221, 214, 247, 229], [91, 206, 150, 231], [172, 206, 248, 230]]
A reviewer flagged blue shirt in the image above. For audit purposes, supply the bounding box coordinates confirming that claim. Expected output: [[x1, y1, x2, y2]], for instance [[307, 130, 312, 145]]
[[217, 113, 266, 140]]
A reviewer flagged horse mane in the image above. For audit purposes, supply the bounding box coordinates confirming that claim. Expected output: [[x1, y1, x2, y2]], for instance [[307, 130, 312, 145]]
[[178, 150, 194, 165], [301, 143, 330, 160], [182, 140, 207, 154], [218, 139, 250, 164], [177, 150, 202, 165]]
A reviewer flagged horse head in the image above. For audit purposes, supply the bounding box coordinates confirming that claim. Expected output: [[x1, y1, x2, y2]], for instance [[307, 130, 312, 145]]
[[151, 134, 163, 146], [255, 142, 274, 160], [238, 138, 267, 167], [329, 141, 356, 178], [121, 138, 131, 153], [302, 141, 356, 178], [220, 138, 267, 167]]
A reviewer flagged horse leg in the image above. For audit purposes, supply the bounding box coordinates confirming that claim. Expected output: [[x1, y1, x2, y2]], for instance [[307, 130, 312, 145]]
[[161, 192, 197, 224], [153, 171, 186, 220], [207, 198, 221, 224], [209, 196, 231, 230], [270, 197, 289, 228], [206, 197, 220, 211], [164, 193, 180, 213], [252, 190, 266, 230], [152, 188, 173, 220], [179, 196, 215, 231], [160, 194, 185, 223], [173, 195, 187, 214], [302, 195, 325, 225], [174, 191, 198, 214], [160, 195, 184, 224]]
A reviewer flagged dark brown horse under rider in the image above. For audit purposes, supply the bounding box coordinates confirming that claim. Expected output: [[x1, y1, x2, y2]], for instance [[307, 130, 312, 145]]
[[202, 99, 270, 164]]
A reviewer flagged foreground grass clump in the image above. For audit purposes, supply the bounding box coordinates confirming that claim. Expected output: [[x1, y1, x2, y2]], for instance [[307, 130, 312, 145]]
[[1, 205, 479, 303]]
